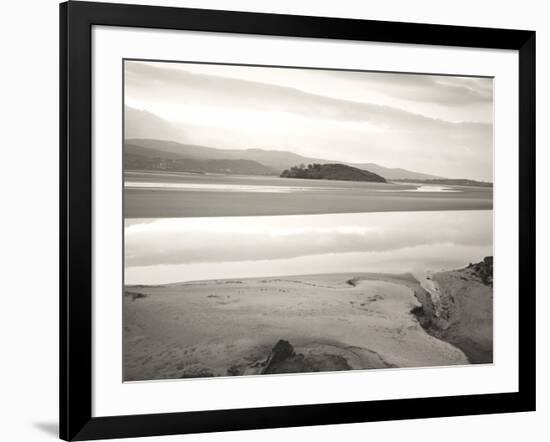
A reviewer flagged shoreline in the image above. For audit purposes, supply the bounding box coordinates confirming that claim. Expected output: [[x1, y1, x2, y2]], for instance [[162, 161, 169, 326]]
[[124, 171, 493, 218], [123, 266, 492, 381]]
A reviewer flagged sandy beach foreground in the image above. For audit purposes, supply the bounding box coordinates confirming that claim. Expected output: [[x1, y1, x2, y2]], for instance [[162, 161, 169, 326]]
[[124, 264, 492, 381]]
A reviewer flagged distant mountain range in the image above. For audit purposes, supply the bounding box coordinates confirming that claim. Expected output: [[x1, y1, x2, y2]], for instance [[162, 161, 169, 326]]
[[124, 138, 441, 180], [125, 143, 278, 176], [125, 107, 186, 143], [350, 163, 440, 181]]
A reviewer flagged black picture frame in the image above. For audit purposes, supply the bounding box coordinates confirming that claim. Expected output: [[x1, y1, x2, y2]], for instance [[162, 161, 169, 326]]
[[60, 1, 536, 440]]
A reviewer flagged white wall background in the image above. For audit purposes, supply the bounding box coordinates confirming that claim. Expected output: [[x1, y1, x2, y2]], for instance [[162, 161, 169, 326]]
[[0, 0, 547, 441]]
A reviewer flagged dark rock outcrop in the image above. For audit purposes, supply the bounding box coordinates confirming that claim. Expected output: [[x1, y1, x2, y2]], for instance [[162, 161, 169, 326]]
[[124, 291, 148, 301], [466, 256, 493, 287], [262, 340, 296, 372], [261, 339, 351, 374]]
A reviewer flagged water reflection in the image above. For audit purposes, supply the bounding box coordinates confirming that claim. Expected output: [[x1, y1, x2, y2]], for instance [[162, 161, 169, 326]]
[[125, 210, 492, 285]]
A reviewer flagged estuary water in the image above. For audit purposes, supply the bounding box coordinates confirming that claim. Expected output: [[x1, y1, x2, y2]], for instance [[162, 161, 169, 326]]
[[124, 171, 492, 218], [125, 210, 492, 285]]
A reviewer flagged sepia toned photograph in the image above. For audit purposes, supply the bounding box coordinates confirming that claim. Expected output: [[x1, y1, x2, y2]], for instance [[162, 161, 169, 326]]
[[123, 60, 494, 382]]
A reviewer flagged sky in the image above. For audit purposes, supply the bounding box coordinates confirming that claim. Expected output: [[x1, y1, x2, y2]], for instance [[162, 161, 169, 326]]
[[125, 60, 494, 181]]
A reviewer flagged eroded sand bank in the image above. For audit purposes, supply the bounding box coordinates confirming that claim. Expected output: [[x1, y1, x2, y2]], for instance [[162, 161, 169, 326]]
[[124, 273, 473, 381], [413, 261, 493, 364]]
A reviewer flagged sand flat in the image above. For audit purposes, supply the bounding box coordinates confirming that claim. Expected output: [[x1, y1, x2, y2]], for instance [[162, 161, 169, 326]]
[[124, 171, 492, 218], [124, 273, 468, 381]]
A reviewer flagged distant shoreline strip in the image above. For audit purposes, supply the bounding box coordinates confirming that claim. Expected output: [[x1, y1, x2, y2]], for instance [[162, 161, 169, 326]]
[[124, 181, 464, 193], [123, 181, 332, 193]]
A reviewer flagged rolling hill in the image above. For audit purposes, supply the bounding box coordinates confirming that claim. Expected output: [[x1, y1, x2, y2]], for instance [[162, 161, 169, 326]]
[[125, 144, 278, 176], [351, 163, 440, 180], [125, 138, 440, 180], [125, 107, 186, 142]]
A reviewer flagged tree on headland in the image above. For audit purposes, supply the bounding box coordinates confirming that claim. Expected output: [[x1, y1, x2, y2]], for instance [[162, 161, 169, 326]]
[[280, 163, 386, 182]]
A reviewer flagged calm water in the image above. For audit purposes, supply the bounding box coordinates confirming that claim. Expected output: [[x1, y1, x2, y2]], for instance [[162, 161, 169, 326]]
[[125, 210, 493, 285]]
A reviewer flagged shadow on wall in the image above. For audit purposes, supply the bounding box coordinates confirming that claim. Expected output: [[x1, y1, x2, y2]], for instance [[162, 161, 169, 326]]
[[33, 421, 58, 438]]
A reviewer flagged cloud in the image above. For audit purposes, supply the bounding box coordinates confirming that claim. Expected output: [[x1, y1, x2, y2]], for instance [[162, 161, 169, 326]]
[[126, 61, 489, 129], [124, 61, 493, 181], [317, 70, 493, 106]]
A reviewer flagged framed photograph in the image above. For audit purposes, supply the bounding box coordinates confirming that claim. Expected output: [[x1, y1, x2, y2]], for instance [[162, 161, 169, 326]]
[[60, 1, 536, 440]]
